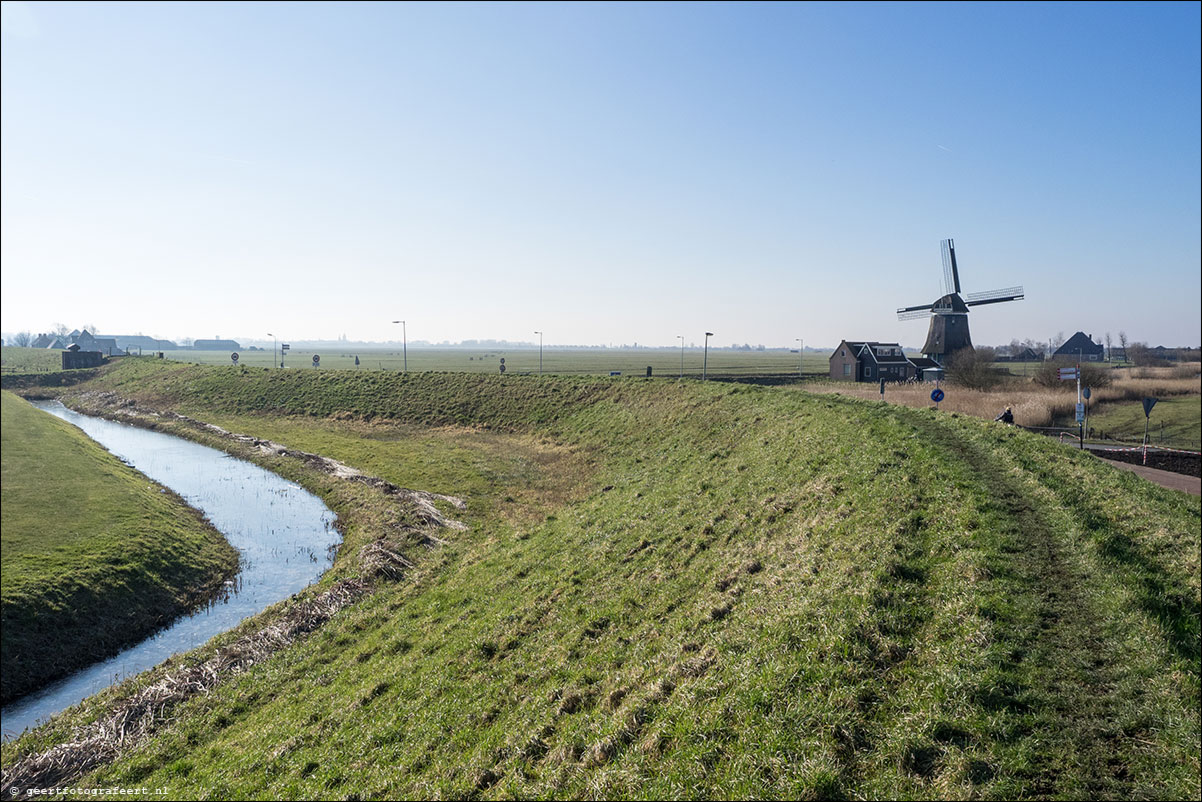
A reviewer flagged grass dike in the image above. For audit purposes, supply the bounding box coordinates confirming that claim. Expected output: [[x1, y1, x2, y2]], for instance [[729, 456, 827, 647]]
[[2, 360, 1198, 799], [0, 390, 239, 704]]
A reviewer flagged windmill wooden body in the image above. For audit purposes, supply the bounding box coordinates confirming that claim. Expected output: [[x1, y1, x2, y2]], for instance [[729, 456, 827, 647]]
[[897, 239, 1024, 364]]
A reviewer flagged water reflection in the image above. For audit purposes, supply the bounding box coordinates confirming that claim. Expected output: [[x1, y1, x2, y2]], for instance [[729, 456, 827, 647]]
[[1, 401, 339, 740]]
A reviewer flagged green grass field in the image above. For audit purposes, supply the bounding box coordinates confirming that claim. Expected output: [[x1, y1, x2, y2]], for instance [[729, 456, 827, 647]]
[[166, 347, 830, 377], [0, 391, 239, 704], [2, 362, 1198, 799], [1087, 395, 1202, 450], [1, 347, 64, 374]]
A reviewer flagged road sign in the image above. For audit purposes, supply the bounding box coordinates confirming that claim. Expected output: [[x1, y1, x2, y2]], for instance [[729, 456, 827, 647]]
[[281, 344, 290, 351], [1059, 367, 1078, 380], [312, 354, 320, 366], [879, 378, 885, 396], [1141, 397, 1159, 465], [1082, 387, 1091, 400], [230, 352, 239, 364], [930, 388, 945, 403], [1075, 402, 1085, 422]]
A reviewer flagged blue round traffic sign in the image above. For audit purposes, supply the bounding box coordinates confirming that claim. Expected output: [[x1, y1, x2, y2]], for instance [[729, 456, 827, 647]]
[[930, 388, 945, 403], [1082, 387, 1091, 400]]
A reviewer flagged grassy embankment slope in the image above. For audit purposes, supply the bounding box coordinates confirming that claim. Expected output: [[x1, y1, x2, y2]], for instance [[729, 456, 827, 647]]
[[4, 360, 1199, 800], [0, 390, 239, 704], [1086, 395, 1202, 449], [168, 346, 831, 377]]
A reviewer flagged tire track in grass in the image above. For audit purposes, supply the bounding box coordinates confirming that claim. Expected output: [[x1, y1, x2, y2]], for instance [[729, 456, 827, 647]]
[[911, 414, 1134, 799]]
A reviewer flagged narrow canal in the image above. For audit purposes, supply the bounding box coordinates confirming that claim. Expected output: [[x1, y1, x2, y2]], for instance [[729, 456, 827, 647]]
[[1, 400, 340, 740]]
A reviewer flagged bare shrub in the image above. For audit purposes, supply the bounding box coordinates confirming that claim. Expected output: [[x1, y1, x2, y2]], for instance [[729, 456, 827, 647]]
[[1033, 361, 1112, 389], [1127, 343, 1168, 367], [944, 347, 1005, 390]]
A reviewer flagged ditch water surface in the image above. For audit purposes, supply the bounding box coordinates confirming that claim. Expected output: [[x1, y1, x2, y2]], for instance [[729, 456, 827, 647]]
[[1, 400, 339, 741]]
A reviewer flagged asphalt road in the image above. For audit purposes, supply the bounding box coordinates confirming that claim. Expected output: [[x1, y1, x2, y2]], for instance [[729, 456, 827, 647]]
[[1093, 456, 1201, 496]]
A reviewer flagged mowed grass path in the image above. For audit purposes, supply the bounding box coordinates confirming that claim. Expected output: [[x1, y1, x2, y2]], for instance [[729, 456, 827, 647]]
[[0, 391, 238, 704], [3, 363, 1198, 799]]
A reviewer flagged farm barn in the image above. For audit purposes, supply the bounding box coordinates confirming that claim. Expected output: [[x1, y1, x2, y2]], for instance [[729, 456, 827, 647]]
[[1052, 332, 1104, 361], [192, 338, 242, 351]]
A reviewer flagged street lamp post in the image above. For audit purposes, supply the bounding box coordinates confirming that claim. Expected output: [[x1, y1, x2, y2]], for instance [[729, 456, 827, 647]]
[[703, 332, 713, 380], [392, 321, 407, 371], [534, 331, 543, 375], [268, 332, 277, 369], [796, 338, 804, 377], [677, 335, 684, 378]]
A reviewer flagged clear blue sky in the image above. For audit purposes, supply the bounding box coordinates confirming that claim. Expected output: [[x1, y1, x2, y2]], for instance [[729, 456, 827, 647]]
[[2, 1, 1199, 348]]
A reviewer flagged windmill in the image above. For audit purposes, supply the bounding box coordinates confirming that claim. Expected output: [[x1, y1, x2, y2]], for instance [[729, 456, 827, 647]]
[[897, 239, 1024, 364]]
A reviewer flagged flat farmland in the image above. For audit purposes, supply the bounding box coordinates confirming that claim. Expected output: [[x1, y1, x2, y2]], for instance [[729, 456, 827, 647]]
[[167, 347, 832, 377], [1, 347, 64, 374]]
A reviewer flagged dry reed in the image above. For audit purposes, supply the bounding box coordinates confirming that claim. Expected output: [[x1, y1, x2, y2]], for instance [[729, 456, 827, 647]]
[[805, 367, 1199, 428]]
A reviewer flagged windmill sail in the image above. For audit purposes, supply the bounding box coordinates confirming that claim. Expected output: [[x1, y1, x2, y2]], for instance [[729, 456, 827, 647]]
[[941, 239, 961, 295], [897, 300, 935, 321], [965, 286, 1024, 306]]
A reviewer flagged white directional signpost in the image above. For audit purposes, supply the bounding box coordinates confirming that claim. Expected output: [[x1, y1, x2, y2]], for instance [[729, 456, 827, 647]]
[[1061, 365, 1083, 448], [281, 343, 290, 369]]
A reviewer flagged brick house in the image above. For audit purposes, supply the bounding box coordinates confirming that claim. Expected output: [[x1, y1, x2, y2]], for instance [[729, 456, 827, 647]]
[[830, 341, 934, 382]]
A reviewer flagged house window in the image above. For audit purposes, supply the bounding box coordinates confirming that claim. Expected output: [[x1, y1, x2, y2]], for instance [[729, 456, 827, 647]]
[[841, 349, 846, 357], [843, 364, 851, 376], [865, 367, 873, 378]]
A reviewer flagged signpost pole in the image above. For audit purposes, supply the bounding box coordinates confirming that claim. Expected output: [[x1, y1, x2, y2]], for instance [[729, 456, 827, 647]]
[[1081, 363, 1091, 452], [1141, 397, 1158, 465], [1143, 415, 1150, 465], [1083, 386, 1091, 442]]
